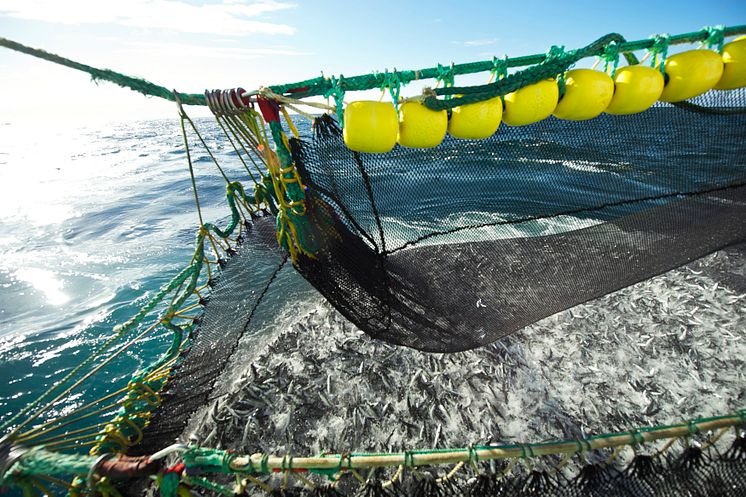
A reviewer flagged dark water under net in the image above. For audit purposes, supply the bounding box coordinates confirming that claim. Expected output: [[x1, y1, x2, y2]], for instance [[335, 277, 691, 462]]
[[131, 89, 746, 495]]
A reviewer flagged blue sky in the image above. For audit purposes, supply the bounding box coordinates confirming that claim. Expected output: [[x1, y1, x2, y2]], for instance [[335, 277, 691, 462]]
[[1, 0, 744, 121]]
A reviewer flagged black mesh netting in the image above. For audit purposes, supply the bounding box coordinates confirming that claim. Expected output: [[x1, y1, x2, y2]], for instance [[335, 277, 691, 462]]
[[292, 89, 746, 353], [130, 215, 287, 457], [126, 89, 746, 495]]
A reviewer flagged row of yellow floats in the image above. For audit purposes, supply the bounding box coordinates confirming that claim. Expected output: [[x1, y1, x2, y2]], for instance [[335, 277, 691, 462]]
[[343, 38, 746, 153]]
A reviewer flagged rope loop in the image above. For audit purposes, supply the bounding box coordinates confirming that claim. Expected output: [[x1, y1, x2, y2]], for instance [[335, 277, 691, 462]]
[[545, 44, 566, 61], [323, 75, 346, 126], [403, 450, 415, 469], [545, 45, 568, 97], [602, 41, 621, 77], [688, 419, 701, 436], [490, 56, 508, 80], [630, 428, 646, 452], [648, 34, 670, 75], [703, 25, 726, 53], [436, 63, 455, 100], [575, 438, 592, 453], [519, 444, 535, 459], [381, 69, 403, 109], [467, 445, 480, 472]]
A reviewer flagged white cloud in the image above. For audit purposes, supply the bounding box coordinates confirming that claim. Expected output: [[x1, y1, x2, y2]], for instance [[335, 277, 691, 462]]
[[455, 38, 499, 47], [0, 0, 297, 36]]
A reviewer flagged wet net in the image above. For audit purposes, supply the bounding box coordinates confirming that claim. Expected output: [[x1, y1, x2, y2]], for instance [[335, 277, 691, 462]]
[[291, 91, 746, 353]]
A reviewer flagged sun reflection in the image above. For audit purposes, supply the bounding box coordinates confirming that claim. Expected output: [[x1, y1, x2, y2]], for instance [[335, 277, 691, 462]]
[[15, 267, 70, 306]]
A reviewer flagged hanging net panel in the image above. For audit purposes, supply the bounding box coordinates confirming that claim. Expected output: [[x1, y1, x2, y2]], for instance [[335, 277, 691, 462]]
[[291, 90, 746, 352]]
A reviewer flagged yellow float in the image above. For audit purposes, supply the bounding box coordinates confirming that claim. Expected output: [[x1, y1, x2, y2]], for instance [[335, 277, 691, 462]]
[[553, 69, 614, 121], [448, 96, 503, 139], [343, 101, 399, 153], [503, 79, 559, 126], [715, 36, 746, 90], [659, 49, 724, 102], [605, 65, 664, 115], [397, 101, 448, 148]]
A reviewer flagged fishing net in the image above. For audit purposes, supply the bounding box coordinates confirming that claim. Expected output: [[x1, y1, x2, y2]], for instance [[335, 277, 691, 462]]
[[130, 215, 287, 457], [1, 27, 746, 497], [291, 89, 746, 352]]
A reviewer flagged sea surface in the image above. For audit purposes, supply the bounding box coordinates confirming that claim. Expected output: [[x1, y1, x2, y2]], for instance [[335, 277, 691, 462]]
[[0, 111, 743, 441], [0, 117, 257, 426]]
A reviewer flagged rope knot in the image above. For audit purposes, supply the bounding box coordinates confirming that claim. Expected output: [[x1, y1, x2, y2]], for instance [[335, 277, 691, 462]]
[[648, 34, 670, 74], [703, 25, 725, 53], [490, 56, 508, 80], [602, 41, 621, 76], [545, 45, 566, 61], [436, 63, 455, 88], [380, 69, 403, 108], [323, 75, 346, 126]]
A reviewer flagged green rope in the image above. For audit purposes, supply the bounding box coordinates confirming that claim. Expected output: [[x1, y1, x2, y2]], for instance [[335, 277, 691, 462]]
[[0, 447, 98, 484], [3, 26, 745, 110], [0, 262, 198, 435], [0, 410, 741, 491], [421, 33, 624, 110], [0, 37, 205, 105], [271, 25, 746, 99], [188, 476, 236, 496]]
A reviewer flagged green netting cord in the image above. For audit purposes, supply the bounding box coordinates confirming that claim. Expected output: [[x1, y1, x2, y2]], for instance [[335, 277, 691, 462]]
[[91, 179, 253, 455], [202, 182, 254, 239], [189, 476, 236, 496], [0, 258, 199, 434], [490, 56, 508, 80]]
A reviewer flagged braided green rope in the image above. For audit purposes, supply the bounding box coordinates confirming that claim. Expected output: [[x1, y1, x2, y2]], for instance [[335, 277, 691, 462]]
[[1, 447, 98, 483], [0, 37, 205, 105], [422, 33, 624, 110], [3, 25, 745, 110], [271, 25, 746, 99]]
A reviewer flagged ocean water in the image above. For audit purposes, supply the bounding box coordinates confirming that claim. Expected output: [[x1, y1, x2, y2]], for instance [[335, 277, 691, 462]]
[[0, 111, 743, 443], [0, 118, 258, 425]]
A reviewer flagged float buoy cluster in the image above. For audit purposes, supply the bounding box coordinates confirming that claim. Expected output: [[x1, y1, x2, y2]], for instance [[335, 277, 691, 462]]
[[343, 38, 746, 153]]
